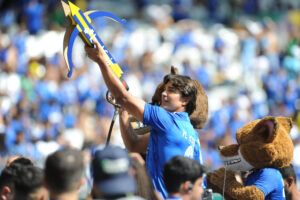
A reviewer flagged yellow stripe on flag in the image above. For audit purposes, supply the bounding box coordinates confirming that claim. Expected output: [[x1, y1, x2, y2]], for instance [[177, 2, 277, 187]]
[[111, 64, 123, 78]]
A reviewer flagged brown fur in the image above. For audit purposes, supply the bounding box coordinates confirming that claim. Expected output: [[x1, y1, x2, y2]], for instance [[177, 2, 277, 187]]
[[190, 79, 208, 129], [218, 144, 239, 157], [207, 116, 294, 200], [208, 168, 265, 200]]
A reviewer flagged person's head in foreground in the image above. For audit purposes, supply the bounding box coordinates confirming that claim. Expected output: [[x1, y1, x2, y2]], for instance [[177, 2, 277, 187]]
[[44, 148, 84, 200], [163, 156, 205, 200], [5, 155, 33, 167], [0, 163, 48, 200], [91, 145, 140, 199], [279, 164, 300, 200]]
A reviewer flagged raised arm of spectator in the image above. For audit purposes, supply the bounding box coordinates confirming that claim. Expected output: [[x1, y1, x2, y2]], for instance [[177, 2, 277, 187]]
[[85, 39, 145, 121], [118, 108, 149, 153]]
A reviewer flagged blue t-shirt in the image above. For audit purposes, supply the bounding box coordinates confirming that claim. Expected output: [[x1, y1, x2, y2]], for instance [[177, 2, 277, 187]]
[[143, 103, 202, 198], [245, 168, 285, 200]]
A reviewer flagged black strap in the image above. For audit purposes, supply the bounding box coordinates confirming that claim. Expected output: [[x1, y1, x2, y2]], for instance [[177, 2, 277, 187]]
[[105, 109, 118, 147], [105, 78, 129, 146]]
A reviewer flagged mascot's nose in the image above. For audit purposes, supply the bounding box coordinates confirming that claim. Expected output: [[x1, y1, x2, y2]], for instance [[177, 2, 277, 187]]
[[218, 146, 223, 150]]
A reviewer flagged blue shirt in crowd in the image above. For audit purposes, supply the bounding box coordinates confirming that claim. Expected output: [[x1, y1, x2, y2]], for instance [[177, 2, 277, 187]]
[[245, 168, 285, 200], [143, 103, 202, 199]]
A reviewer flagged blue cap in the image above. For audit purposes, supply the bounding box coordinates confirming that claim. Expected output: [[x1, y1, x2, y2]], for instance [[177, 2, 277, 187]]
[[92, 145, 137, 196]]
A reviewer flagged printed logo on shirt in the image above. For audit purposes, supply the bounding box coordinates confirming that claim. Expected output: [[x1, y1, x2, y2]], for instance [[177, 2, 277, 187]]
[[182, 130, 187, 139], [182, 130, 197, 159], [182, 130, 196, 146], [184, 145, 194, 158]]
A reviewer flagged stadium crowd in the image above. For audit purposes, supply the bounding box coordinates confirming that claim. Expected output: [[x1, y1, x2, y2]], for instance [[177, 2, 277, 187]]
[[0, 0, 300, 199]]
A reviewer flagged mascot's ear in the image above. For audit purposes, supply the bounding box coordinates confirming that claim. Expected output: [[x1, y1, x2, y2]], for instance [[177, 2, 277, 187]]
[[253, 117, 278, 143], [170, 65, 178, 75]]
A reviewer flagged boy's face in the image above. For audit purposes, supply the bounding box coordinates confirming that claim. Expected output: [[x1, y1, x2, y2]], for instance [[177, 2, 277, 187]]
[[282, 178, 292, 200], [28, 187, 49, 200], [161, 82, 188, 113], [191, 177, 204, 200]]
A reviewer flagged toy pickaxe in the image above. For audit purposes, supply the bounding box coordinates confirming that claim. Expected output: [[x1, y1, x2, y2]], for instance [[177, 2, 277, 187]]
[[61, 0, 126, 79], [61, 1, 129, 146]]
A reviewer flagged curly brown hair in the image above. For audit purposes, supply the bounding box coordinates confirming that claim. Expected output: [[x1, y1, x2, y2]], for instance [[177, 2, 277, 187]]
[[163, 74, 197, 115]]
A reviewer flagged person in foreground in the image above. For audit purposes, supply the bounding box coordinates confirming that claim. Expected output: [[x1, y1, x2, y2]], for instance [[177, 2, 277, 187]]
[[85, 39, 207, 198], [0, 163, 48, 200], [91, 145, 144, 199], [163, 156, 205, 200], [43, 148, 85, 200], [279, 164, 300, 200]]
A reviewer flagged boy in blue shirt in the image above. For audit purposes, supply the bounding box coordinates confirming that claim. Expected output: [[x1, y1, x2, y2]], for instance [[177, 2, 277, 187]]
[[85, 40, 208, 199]]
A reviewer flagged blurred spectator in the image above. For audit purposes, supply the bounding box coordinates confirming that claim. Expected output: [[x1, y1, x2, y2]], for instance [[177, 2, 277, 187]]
[[5, 155, 33, 167], [279, 164, 300, 200], [14, 165, 48, 200], [0, 163, 48, 200], [91, 145, 144, 199], [8, 131, 34, 158], [44, 148, 84, 200], [24, 0, 45, 34], [163, 156, 205, 200], [131, 155, 160, 200]]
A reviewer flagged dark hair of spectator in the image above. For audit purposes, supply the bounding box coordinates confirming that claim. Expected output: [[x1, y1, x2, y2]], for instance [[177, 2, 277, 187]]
[[0, 163, 43, 200], [0, 134, 6, 153], [44, 148, 84, 195], [10, 156, 34, 166], [279, 164, 297, 183], [14, 165, 44, 200], [0, 164, 18, 195], [131, 158, 158, 200], [163, 156, 204, 193], [163, 74, 197, 115]]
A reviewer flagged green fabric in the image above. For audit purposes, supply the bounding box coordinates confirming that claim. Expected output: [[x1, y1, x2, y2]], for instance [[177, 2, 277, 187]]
[[213, 193, 224, 200], [286, 37, 299, 56], [21, 76, 35, 101]]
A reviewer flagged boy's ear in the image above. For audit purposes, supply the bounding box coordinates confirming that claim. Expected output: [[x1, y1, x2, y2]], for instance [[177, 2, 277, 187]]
[[77, 177, 86, 190], [182, 97, 190, 106], [286, 177, 294, 187], [180, 181, 192, 193], [1, 186, 12, 200], [42, 178, 47, 188]]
